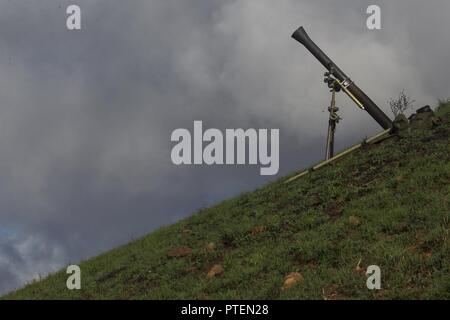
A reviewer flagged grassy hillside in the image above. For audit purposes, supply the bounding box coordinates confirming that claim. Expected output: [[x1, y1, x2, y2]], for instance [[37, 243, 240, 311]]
[[4, 102, 450, 300]]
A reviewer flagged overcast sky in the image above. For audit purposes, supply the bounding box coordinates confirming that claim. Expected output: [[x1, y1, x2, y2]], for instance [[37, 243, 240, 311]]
[[0, 0, 449, 295]]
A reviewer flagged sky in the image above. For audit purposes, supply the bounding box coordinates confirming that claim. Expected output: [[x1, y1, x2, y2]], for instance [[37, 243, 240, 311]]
[[0, 0, 449, 295]]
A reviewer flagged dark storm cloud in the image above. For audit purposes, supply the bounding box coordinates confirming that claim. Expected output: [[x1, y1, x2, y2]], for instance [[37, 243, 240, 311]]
[[1, 0, 449, 294]]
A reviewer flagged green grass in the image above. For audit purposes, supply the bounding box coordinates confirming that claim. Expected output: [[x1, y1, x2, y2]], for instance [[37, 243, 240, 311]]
[[4, 102, 450, 300]]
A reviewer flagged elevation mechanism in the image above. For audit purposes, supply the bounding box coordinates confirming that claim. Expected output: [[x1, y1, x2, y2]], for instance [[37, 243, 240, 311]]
[[291, 26, 392, 130]]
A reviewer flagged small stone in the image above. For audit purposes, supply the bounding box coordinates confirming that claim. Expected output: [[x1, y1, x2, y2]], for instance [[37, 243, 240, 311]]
[[416, 105, 432, 113], [281, 272, 303, 291], [207, 264, 224, 279], [409, 106, 438, 130], [167, 247, 192, 258]]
